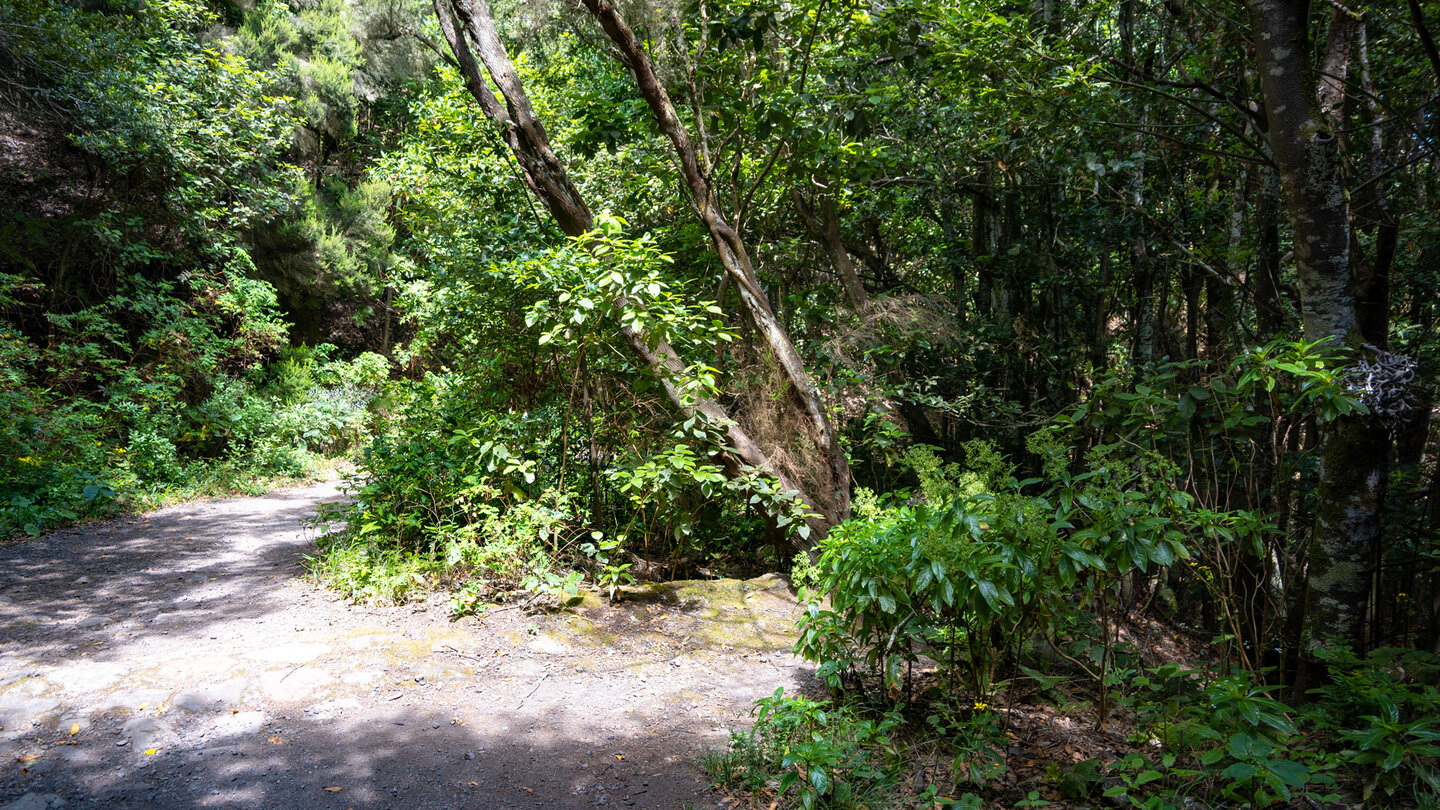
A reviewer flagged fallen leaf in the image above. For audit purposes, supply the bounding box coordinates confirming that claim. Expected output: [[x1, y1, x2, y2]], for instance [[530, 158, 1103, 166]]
[[520, 786, 533, 792], [267, 736, 283, 744], [144, 748, 158, 755], [70, 723, 80, 735], [614, 754, 624, 761], [54, 741, 77, 746], [17, 755, 39, 763], [323, 787, 342, 792], [468, 782, 478, 787]]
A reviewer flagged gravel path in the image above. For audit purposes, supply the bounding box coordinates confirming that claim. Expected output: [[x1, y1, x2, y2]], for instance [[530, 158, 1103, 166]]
[[0, 482, 813, 809]]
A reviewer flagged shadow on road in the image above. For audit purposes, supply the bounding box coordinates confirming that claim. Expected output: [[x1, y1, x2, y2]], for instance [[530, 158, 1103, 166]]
[[0, 484, 344, 668], [5, 697, 715, 809]]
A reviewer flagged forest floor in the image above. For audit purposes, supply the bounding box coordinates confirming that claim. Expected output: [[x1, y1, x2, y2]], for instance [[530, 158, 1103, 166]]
[[0, 481, 814, 809]]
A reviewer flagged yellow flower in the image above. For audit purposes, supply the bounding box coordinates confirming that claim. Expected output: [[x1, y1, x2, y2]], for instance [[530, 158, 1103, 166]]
[[116, 448, 127, 454], [973, 701, 988, 711], [17, 456, 39, 466]]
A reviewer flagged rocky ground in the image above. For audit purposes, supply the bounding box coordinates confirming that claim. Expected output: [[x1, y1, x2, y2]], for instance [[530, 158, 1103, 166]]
[[0, 482, 814, 809]]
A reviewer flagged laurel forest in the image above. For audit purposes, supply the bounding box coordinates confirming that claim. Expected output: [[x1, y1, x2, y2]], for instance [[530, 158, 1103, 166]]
[[2, 0, 1438, 805]]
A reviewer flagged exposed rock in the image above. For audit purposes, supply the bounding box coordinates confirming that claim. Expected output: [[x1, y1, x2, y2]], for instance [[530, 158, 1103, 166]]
[[120, 716, 176, 751], [45, 662, 129, 693], [257, 667, 332, 702], [170, 678, 247, 713], [204, 710, 265, 737], [243, 643, 330, 664], [0, 696, 61, 734]]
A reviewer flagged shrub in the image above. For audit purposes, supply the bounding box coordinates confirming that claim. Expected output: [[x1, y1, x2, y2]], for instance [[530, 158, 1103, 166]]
[[706, 688, 904, 810]]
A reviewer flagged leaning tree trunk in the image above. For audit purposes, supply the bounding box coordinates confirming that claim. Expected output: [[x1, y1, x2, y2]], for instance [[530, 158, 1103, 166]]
[[1246, 0, 1392, 664], [579, 0, 852, 526], [431, 0, 838, 542], [792, 190, 869, 311]]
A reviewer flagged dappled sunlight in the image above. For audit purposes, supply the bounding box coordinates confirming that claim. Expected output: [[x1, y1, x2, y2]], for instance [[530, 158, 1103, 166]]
[[0, 484, 815, 809]]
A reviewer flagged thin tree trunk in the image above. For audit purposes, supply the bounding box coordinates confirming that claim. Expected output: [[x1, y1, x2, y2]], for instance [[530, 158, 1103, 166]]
[[1253, 168, 1285, 339], [1182, 264, 1200, 363], [1354, 19, 1397, 349], [973, 172, 998, 320], [1092, 250, 1111, 369], [579, 0, 852, 525], [792, 190, 869, 310]]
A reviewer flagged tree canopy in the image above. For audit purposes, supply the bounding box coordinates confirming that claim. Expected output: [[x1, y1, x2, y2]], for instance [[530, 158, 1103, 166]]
[[3, 0, 1440, 805]]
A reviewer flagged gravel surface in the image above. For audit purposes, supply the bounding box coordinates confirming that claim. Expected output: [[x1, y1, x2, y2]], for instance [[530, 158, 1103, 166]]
[[0, 481, 813, 809]]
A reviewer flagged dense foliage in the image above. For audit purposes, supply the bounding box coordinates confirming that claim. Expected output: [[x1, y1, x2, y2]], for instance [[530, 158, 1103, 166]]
[[4, 0, 1439, 806], [0, 0, 408, 532]]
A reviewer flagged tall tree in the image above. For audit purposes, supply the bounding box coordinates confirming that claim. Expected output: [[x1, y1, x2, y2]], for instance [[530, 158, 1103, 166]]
[[577, 0, 853, 527], [430, 0, 850, 536], [1245, 0, 1392, 660]]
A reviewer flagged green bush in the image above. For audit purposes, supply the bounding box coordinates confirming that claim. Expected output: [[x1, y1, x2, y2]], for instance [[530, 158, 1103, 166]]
[[706, 688, 904, 810], [797, 436, 1196, 703]]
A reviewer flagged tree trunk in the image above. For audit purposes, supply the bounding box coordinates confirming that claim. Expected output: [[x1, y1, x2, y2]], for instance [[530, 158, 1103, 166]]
[[1092, 250, 1111, 369], [1253, 168, 1285, 339], [580, 0, 852, 526], [793, 190, 869, 310], [432, 0, 835, 542], [972, 172, 999, 321], [1246, 0, 1392, 662]]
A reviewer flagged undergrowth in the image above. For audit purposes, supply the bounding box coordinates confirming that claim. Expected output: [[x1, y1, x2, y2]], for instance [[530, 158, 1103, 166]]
[[1, 339, 387, 538], [708, 432, 1440, 809]]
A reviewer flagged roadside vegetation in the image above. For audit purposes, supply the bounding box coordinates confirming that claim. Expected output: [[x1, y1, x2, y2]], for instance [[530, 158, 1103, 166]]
[[4, 0, 1438, 806]]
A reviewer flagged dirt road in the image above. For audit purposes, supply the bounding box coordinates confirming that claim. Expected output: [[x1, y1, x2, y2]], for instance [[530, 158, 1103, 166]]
[[0, 482, 812, 809]]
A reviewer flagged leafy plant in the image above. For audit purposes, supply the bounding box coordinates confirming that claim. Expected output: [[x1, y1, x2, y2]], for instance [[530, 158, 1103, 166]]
[[582, 533, 636, 601], [708, 688, 903, 810]]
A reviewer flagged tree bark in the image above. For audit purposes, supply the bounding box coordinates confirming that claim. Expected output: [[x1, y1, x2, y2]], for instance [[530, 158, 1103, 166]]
[[792, 190, 869, 310], [579, 0, 852, 526], [1246, 0, 1391, 660], [1253, 168, 1285, 339], [432, 0, 832, 542], [437, 0, 593, 236]]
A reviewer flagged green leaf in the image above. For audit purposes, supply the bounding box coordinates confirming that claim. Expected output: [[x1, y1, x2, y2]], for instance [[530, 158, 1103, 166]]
[[1221, 761, 1257, 780], [1265, 759, 1308, 786], [1228, 732, 1271, 759], [976, 580, 1007, 611]]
